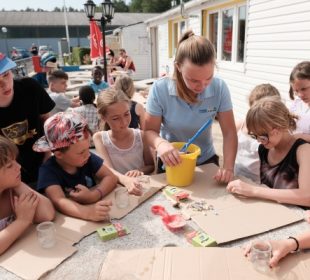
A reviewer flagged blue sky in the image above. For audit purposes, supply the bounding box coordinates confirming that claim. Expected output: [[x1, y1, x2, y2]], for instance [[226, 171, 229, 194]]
[[1, 0, 131, 11]]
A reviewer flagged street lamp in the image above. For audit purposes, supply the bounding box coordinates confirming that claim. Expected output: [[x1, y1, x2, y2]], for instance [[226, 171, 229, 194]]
[[1, 27, 9, 56], [84, 0, 114, 82]]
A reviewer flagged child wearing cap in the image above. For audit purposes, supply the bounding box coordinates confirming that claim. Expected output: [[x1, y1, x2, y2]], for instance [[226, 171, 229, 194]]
[[47, 70, 80, 115], [0, 52, 55, 185], [33, 112, 118, 222]]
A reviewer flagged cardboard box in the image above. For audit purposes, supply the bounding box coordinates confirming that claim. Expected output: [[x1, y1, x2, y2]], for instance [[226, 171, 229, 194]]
[[164, 186, 190, 201], [97, 223, 130, 241], [98, 247, 310, 280], [191, 231, 217, 247]]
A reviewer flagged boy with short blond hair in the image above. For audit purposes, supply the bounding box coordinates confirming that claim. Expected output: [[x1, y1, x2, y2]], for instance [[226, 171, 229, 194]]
[[33, 111, 118, 221], [48, 70, 80, 115]]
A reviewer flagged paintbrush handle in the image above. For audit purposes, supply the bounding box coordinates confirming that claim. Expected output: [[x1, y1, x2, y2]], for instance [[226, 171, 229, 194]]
[[180, 119, 212, 152]]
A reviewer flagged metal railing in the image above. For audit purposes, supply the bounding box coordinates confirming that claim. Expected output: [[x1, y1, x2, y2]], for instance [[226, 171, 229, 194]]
[[12, 57, 34, 78]]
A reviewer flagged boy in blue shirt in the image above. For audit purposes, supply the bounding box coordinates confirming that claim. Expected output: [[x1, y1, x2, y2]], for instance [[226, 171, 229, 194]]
[[88, 66, 109, 94], [33, 111, 117, 221]]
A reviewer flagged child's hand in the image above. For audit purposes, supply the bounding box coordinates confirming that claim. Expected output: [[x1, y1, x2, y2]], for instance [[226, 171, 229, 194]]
[[69, 184, 93, 204], [226, 179, 256, 198], [244, 239, 293, 268], [88, 200, 112, 222], [213, 167, 234, 183], [123, 177, 143, 196], [14, 192, 39, 225], [125, 170, 144, 177]]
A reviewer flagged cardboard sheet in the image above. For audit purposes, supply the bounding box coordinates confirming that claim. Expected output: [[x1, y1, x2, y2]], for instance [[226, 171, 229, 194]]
[[160, 164, 303, 244], [108, 177, 166, 219], [98, 247, 310, 280], [0, 225, 77, 280], [0, 213, 108, 280]]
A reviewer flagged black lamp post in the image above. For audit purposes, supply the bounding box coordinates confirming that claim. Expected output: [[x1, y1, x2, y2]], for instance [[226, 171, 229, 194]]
[[84, 0, 114, 82]]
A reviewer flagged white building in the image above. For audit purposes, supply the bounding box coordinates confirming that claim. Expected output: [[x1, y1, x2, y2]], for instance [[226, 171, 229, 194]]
[[114, 22, 152, 80], [146, 0, 310, 119]]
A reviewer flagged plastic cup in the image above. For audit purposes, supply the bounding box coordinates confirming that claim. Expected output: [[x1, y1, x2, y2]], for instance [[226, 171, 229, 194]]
[[250, 240, 272, 273], [115, 188, 129, 209], [137, 175, 151, 193], [36, 221, 56, 249]]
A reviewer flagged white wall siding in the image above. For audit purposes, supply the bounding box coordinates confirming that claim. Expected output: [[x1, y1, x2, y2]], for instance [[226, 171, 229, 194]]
[[219, 0, 310, 120], [147, 0, 310, 120], [157, 23, 174, 76], [120, 23, 152, 80]]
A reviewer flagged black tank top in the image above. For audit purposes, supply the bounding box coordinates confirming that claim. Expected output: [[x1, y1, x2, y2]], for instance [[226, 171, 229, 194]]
[[259, 138, 307, 189], [129, 101, 140, 129]]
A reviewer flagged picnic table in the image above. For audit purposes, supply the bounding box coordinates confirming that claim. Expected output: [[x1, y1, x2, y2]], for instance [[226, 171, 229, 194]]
[[0, 164, 308, 280]]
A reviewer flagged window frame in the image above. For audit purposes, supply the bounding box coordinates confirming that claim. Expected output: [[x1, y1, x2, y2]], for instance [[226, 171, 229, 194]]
[[204, 1, 247, 71], [168, 18, 187, 58]]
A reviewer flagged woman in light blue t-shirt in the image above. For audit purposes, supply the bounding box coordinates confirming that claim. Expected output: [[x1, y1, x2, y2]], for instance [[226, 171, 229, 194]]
[[145, 30, 237, 183]]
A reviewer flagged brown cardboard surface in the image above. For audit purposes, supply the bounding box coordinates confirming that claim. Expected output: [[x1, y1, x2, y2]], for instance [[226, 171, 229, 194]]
[[159, 164, 303, 244], [108, 177, 166, 219], [53, 213, 106, 243], [98, 247, 310, 280], [0, 225, 77, 280], [0, 213, 108, 280]]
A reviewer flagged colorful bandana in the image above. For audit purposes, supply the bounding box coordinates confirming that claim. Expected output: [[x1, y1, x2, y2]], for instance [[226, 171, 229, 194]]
[[33, 112, 89, 152]]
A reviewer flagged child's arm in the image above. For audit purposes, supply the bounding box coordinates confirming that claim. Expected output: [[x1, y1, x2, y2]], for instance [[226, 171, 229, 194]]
[[140, 131, 155, 175], [0, 192, 39, 255], [135, 102, 146, 130], [227, 144, 310, 207], [93, 132, 114, 168], [244, 231, 310, 267], [45, 185, 112, 221], [14, 182, 55, 222], [124, 56, 133, 71], [94, 164, 118, 197]]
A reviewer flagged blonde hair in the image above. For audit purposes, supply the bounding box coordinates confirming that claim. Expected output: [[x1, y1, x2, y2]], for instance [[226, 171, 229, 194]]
[[0, 136, 18, 168], [97, 88, 130, 130], [246, 96, 298, 135], [248, 83, 281, 107], [114, 75, 135, 99], [173, 30, 216, 104]]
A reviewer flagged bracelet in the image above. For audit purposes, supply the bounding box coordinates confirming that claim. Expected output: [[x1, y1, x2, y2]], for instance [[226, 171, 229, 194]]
[[95, 188, 103, 200], [288, 236, 299, 252], [155, 140, 167, 150]]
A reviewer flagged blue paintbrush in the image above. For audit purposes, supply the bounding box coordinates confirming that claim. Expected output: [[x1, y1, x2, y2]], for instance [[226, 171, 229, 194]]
[[180, 119, 213, 153]]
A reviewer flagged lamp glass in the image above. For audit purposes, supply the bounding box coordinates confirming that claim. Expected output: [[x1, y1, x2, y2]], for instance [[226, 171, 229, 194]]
[[102, 0, 114, 21], [84, 0, 96, 19]]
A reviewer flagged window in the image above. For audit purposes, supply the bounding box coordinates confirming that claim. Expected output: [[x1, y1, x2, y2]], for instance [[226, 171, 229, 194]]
[[237, 6, 246, 62], [168, 19, 186, 58], [222, 8, 233, 61], [209, 13, 218, 53], [204, 2, 247, 64]]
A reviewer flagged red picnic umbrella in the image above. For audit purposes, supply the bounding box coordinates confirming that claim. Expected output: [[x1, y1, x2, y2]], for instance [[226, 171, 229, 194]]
[[89, 21, 110, 59]]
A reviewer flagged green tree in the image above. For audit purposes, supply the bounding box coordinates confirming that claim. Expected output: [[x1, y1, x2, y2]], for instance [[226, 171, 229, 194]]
[[113, 0, 129, 12], [129, 0, 174, 13]]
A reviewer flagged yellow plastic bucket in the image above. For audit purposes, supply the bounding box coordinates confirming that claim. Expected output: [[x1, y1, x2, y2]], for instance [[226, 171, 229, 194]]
[[166, 142, 201, 187]]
